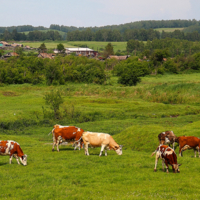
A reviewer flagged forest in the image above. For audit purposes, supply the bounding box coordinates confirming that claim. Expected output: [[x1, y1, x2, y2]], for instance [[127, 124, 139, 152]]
[[2, 19, 200, 41]]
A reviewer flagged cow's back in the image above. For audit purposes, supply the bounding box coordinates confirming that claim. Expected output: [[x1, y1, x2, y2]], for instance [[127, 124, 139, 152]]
[[178, 136, 200, 147], [54, 126, 77, 140], [82, 132, 110, 147]]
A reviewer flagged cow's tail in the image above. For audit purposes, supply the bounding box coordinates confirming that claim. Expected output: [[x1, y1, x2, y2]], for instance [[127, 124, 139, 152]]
[[74, 136, 82, 144], [48, 128, 54, 136], [151, 150, 157, 157]]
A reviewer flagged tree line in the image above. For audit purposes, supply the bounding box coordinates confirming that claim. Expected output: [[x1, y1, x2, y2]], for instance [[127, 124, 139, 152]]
[[0, 30, 62, 41], [0, 19, 197, 34]]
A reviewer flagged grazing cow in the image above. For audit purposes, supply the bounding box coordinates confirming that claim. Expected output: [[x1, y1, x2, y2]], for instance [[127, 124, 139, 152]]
[[177, 136, 200, 157], [151, 145, 181, 173], [50, 125, 84, 152], [81, 132, 123, 156], [0, 140, 27, 165], [158, 131, 177, 150]]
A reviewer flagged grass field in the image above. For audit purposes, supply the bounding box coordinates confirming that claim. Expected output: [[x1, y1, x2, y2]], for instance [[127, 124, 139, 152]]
[[154, 28, 185, 32], [20, 41, 127, 52], [1, 73, 200, 199]]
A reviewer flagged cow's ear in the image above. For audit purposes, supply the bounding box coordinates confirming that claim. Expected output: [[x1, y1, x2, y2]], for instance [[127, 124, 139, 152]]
[[178, 163, 182, 166]]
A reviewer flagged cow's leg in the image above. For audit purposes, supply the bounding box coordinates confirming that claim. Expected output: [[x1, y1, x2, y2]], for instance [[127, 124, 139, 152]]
[[162, 160, 165, 172], [105, 149, 107, 156], [9, 155, 13, 164], [84, 143, 89, 156], [164, 161, 169, 173], [56, 140, 60, 152], [179, 145, 182, 157], [13, 154, 20, 165], [173, 142, 175, 150], [154, 153, 159, 172], [74, 142, 80, 150], [198, 146, 200, 158], [99, 144, 106, 156], [194, 149, 197, 158]]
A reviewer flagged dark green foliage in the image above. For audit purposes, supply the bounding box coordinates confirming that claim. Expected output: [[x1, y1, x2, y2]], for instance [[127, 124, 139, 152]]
[[38, 43, 47, 53], [103, 43, 114, 57], [114, 58, 150, 86], [0, 55, 107, 85], [57, 43, 65, 53], [43, 89, 64, 119]]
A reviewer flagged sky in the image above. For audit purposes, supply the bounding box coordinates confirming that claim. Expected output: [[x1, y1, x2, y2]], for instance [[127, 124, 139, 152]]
[[1, 0, 200, 28]]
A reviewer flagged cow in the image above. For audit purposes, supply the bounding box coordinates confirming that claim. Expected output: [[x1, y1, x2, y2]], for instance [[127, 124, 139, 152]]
[[158, 131, 177, 150], [50, 125, 84, 152], [81, 131, 123, 156], [177, 136, 200, 157], [0, 140, 27, 166], [151, 145, 181, 173]]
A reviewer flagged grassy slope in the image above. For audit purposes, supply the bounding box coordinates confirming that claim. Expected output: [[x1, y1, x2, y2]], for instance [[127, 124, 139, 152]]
[[1, 73, 200, 199]]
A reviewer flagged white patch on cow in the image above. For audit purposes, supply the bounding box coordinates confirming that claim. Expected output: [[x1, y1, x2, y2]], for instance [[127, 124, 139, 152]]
[[162, 132, 165, 134], [73, 132, 76, 135], [182, 145, 191, 151], [57, 125, 69, 128], [165, 137, 170, 144], [165, 150, 173, 156], [78, 128, 80, 132]]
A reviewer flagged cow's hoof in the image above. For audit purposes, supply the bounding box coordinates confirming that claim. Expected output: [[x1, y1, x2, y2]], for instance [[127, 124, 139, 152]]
[[52, 149, 54, 152], [154, 169, 157, 172]]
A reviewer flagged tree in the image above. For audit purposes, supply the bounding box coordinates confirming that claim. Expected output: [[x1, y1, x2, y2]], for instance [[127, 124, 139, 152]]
[[38, 43, 47, 53], [43, 89, 64, 119], [103, 43, 114, 58], [57, 43, 65, 53]]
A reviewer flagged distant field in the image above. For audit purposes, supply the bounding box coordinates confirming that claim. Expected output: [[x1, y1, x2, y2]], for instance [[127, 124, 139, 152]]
[[154, 27, 185, 32], [20, 41, 127, 52]]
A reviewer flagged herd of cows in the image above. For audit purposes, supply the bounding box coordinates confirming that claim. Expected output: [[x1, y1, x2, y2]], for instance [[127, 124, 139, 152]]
[[0, 125, 199, 173]]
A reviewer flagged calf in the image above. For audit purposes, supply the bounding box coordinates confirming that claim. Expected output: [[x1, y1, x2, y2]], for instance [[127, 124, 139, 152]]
[[151, 145, 181, 173], [158, 131, 177, 150], [82, 132, 123, 156], [0, 140, 27, 165], [177, 136, 200, 157]]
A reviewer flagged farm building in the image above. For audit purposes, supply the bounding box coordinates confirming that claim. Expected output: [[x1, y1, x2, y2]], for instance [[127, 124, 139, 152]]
[[65, 48, 98, 56], [3, 52, 19, 59], [0, 41, 10, 46], [38, 53, 54, 59]]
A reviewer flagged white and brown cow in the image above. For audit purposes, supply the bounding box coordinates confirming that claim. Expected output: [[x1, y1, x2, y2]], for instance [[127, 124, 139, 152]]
[[50, 124, 84, 152], [81, 132, 123, 156], [177, 136, 200, 157], [151, 145, 181, 173], [0, 140, 27, 165], [158, 131, 177, 150]]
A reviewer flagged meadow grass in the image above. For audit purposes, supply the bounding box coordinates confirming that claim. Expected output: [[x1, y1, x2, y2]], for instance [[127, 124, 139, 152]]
[[20, 41, 127, 52], [154, 28, 185, 32], [1, 73, 200, 199]]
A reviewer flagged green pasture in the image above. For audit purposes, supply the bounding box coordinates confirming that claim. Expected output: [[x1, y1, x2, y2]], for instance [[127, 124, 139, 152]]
[[20, 41, 127, 52], [154, 28, 185, 32], [1, 73, 200, 199]]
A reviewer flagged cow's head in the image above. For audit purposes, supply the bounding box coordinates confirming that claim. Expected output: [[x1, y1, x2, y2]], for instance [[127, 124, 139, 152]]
[[20, 154, 28, 166], [115, 145, 123, 155], [172, 163, 181, 173]]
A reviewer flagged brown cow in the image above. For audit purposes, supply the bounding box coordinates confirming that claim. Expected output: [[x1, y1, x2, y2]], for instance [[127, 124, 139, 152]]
[[81, 132, 123, 156], [50, 125, 84, 152], [151, 145, 181, 173], [158, 131, 177, 150], [0, 140, 27, 165], [177, 136, 200, 157]]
